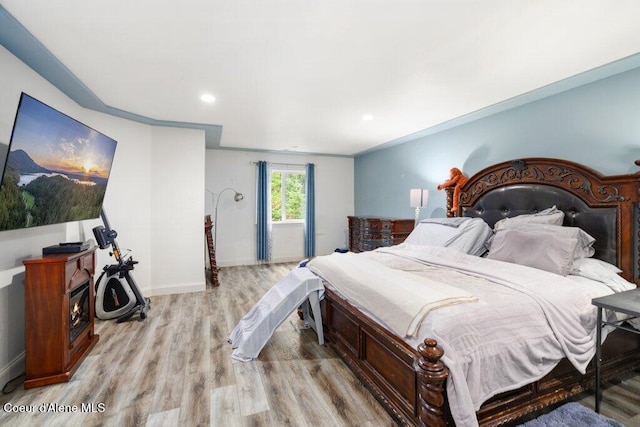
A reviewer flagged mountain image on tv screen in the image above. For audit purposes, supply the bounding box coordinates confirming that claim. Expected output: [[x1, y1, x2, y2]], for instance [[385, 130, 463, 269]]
[[0, 93, 117, 232]]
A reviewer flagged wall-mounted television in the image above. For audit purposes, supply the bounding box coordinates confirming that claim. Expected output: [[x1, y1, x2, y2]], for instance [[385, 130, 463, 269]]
[[0, 93, 117, 232]]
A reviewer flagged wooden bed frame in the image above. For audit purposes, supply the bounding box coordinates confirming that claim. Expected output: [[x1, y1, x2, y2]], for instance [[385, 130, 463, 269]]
[[321, 158, 640, 426]]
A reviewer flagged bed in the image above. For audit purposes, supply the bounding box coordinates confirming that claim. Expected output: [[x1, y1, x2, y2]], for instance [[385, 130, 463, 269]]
[[313, 158, 640, 426]]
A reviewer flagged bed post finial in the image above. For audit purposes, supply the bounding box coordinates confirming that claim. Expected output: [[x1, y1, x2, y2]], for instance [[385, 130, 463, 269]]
[[417, 338, 449, 426]]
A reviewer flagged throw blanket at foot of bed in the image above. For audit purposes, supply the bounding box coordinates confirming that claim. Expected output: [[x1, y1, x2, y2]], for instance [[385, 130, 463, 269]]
[[307, 252, 477, 338]]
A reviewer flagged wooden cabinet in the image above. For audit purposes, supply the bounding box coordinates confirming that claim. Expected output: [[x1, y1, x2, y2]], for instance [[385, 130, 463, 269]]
[[348, 216, 414, 252], [23, 247, 99, 389]]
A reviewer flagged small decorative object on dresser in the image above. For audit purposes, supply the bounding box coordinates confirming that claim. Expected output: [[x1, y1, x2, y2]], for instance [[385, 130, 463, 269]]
[[348, 216, 414, 252]]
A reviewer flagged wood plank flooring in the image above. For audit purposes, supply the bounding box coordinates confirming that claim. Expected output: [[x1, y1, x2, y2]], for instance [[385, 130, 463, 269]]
[[575, 375, 640, 426], [1, 262, 639, 426]]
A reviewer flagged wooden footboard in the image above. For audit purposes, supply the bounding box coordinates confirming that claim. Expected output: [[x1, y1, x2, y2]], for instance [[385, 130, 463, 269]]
[[321, 288, 450, 426], [322, 288, 640, 426]]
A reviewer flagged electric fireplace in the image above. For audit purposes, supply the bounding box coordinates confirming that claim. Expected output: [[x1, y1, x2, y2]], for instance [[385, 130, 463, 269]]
[[23, 248, 99, 388], [69, 281, 90, 342]]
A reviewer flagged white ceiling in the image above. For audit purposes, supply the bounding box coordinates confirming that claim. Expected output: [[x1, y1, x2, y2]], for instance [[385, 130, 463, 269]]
[[3, 1, 640, 156]]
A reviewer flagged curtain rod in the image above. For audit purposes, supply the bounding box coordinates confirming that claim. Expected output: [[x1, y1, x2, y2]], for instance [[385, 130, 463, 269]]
[[250, 161, 309, 167]]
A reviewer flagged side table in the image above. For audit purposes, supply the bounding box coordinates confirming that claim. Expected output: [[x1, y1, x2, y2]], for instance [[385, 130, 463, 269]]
[[591, 288, 640, 413]]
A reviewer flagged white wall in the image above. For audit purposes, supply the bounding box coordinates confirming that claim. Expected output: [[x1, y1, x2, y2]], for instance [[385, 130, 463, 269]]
[[150, 126, 205, 295], [206, 149, 354, 266], [0, 45, 205, 387]]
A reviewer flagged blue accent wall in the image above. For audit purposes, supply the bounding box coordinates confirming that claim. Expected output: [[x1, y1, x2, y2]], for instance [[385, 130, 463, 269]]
[[355, 66, 640, 220]]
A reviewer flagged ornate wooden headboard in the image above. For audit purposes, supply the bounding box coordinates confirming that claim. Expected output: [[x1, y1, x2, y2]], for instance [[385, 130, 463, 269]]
[[449, 158, 640, 284]]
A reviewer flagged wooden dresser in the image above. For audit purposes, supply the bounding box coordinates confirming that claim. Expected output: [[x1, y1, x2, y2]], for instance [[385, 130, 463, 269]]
[[348, 216, 414, 252]]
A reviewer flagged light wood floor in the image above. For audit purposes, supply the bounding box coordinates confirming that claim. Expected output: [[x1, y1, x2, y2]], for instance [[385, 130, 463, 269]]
[[1, 263, 639, 426]]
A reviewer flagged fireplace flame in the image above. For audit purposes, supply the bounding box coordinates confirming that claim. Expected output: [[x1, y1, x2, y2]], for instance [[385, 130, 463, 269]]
[[71, 301, 81, 327]]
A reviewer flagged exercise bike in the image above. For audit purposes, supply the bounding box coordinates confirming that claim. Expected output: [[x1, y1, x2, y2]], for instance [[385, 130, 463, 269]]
[[92, 210, 150, 322]]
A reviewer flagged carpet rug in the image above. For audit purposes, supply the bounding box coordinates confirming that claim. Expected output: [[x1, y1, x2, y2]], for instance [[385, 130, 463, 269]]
[[519, 402, 624, 427]]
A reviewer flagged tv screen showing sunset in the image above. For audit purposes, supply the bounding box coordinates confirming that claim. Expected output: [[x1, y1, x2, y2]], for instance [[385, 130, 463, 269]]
[[0, 93, 117, 231]]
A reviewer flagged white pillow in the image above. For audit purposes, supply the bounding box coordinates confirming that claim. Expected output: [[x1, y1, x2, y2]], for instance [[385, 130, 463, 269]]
[[487, 229, 577, 276], [491, 222, 595, 260], [494, 205, 564, 230], [404, 217, 492, 256], [572, 257, 621, 274], [570, 258, 634, 293], [405, 221, 461, 246]]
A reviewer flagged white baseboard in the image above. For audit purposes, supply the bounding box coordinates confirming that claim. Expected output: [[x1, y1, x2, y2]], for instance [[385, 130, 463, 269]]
[[271, 256, 307, 264], [147, 281, 206, 296], [217, 256, 304, 267], [0, 352, 25, 391]]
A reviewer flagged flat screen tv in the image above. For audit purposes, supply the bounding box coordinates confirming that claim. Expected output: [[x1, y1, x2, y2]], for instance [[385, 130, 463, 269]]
[[0, 93, 117, 232]]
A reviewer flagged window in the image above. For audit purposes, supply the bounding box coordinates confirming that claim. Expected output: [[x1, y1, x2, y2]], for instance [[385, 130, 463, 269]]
[[271, 169, 306, 222]]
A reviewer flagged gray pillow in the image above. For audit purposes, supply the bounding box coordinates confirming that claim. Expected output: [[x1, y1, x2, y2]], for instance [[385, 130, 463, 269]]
[[487, 229, 578, 276], [492, 222, 595, 260], [494, 205, 564, 230]]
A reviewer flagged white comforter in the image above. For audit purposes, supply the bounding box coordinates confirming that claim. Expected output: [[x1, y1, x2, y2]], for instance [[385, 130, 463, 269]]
[[312, 244, 621, 427]]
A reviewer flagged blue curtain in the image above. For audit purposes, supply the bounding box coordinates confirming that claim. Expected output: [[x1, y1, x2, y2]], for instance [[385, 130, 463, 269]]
[[256, 161, 271, 262], [304, 163, 316, 257]]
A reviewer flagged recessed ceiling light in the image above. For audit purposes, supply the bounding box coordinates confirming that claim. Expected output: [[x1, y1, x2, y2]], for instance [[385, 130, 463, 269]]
[[200, 93, 216, 103], [362, 114, 374, 121]]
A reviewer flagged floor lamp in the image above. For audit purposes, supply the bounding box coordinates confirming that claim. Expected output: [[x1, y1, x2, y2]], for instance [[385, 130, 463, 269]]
[[410, 188, 429, 226], [214, 188, 244, 253]]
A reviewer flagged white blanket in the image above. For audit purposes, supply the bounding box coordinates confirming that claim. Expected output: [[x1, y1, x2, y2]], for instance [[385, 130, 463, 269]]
[[315, 244, 618, 427], [307, 252, 477, 337]]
